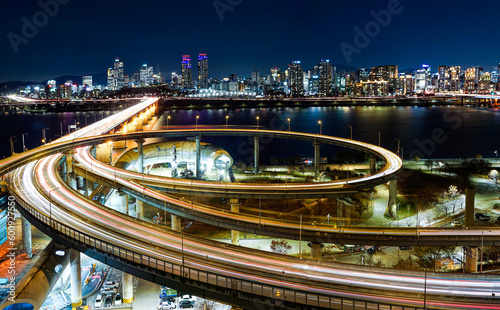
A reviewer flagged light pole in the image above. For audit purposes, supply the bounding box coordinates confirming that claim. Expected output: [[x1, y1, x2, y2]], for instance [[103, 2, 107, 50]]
[[318, 120, 322, 135], [299, 214, 302, 258], [21, 133, 28, 152], [327, 213, 330, 225], [256, 116, 260, 130], [85, 114, 89, 126], [481, 229, 491, 273], [344, 161, 349, 182], [49, 187, 59, 227], [395, 139, 400, 157], [225, 115, 229, 129], [378, 132, 381, 147], [9, 136, 16, 155], [195, 115, 199, 129], [348, 125, 352, 140], [167, 115, 171, 130], [287, 118, 291, 131], [42, 128, 49, 145]]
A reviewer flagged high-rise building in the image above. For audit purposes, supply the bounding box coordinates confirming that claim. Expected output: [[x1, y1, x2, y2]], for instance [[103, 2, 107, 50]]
[[140, 64, 154, 86], [464, 67, 483, 93], [251, 70, 260, 93], [82, 75, 93, 91], [437, 66, 460, 91], [198, 54, 208, 89], [317, 59, 333, 96], [492, 70, 499, 84], [289, 61, 304, 97], [107, 58, 125, 90], [414, 64, 431, 93], [181, 55, 193, 89]]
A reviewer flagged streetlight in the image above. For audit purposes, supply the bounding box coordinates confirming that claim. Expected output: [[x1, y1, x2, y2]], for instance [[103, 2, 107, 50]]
[[318, 121, 322, 135], [287, 118, 291, 131], [225, 115, 229, 129], [256, 116, 260, 130], [85, 114, 89, 126], [481, 229, 492, 273], [9, 136, 16, 155], [395, 139, 400, 157], [49, 187, 59, 227], [167, 115, 171, 130], [42, 128, 49, 145], [327, 213, 330, 225], [378, 132, 381, 147], [195, 115, 199, 129], [348, 125, 352, 140], [21, 133, 28, 152]]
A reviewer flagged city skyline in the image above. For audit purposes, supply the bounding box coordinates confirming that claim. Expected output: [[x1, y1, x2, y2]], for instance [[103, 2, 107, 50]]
[[1, 0, 500, 82]]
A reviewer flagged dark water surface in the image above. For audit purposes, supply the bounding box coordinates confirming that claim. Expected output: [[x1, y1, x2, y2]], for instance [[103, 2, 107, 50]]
[[2, 106, 499, 163]]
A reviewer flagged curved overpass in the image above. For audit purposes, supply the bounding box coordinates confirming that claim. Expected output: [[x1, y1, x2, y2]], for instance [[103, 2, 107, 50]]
[[10, 155, 500, 310], [3, 98, 500, 309], [81, 128, 402, 198]]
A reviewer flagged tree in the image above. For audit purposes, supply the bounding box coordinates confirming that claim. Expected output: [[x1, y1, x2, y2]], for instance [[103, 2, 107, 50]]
[[424, 159, 434, 173], [270, 239, 292, 254], [354, 204, 369, 219]]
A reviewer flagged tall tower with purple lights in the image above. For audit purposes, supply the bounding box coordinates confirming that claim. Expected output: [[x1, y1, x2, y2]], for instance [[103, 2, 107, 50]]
[[181, 55, 193, 89], [198, 54, 208, 89]]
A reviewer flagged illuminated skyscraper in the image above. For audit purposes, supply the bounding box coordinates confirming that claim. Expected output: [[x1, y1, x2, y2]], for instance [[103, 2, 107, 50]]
[[289, 61, 304, 97], [181, 55, 193, 89], [107, 58, 125, 90], [464, 67, 483, 93], [140, 64, 154, 86], [82, 75, 93, 91], [318, 59, 333, 96], [198, 54, 208, 89]]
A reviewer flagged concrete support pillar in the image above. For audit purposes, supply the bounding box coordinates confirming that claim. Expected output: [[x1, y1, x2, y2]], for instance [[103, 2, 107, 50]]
[[70, 250, 82, 308], [254, 136, 259, 175], [369, 157, 376, 174], [61, 160, 67, 178], [68, 175, 77, 190], [135, 139, 144, 174], [310, 242, 323, 260], [21, 216, 32, 259], [465, 187, 475, 228], [136, 200, 144, 220], [171, 214, 181, 231], [85, 179, 93, 197], [122, 272, 133, 304], [230, 199, 240, 245], [195, 135, 201, 179], [386, 179, 397, 217], [65, 153, 73, 175], [465, 247, 478, 273], [119, 192, 129, 214], [313, 141, 321, 178]]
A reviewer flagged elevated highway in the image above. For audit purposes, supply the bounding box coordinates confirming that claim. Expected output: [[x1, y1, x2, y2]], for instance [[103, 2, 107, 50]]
[[3, 98, 500, 310]]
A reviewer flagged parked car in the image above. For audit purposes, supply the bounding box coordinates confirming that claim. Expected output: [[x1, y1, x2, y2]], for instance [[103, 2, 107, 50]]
[[94, 294, 103, 308], [104, 295, 113, 307], [103, 281, 119, 289], [366, 246, 379, 254], [158, 300, 176, 309], [398, 246, 412, 250], [451, 221, 463, 227], [179, 300, 195, 309], [475, 213, 485, 219], [114, 293, 122, 306]]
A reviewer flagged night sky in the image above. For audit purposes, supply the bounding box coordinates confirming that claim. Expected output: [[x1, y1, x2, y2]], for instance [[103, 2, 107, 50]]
[[1, 0, 499, 83]]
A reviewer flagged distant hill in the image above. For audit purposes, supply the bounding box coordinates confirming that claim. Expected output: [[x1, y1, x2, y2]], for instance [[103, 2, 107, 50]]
[[0, 72, 107, 91]]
